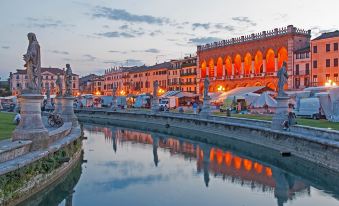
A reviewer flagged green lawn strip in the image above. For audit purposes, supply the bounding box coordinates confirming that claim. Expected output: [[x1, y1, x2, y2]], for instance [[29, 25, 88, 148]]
[[0, 112, 16, 140], [213, 112, 339, 131]]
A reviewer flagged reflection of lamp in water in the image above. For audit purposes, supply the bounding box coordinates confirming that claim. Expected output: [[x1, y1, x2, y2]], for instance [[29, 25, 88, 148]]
[[152, 135, 159, 167]]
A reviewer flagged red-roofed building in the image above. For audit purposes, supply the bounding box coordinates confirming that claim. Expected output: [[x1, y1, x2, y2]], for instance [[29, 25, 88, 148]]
[[10, 67, 79, 96]]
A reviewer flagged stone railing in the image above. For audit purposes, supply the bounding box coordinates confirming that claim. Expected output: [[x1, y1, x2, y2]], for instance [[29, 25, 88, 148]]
[[197, 25, 311, 52]]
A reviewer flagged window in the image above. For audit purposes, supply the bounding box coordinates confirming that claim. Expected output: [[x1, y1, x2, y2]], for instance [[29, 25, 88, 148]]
[[313, 45, 317, 53], [334, 58, 338, 67], [296, 54, 300, 59], [326, 44, 331, 52], [73, 83, 76, 88], [335, 74, 338, 82], [313, 60, 318, 68], [304, 77, 309, 87], [306, 52, 310, 58], [25, 75, 28, 79], [326, 74, 330, 81], [295, 64, 299, 75], [335, 43, 338, 51], [295, 78, 300, 89], [313, 75, 318, 82], [305, 63, 310, 75], [326, 59, 331, 67], [73, 76, 76, 80], [16, 75, 19, 80]]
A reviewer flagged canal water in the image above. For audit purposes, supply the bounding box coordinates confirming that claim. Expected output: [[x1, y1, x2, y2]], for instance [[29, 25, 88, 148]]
[[20, 124, 339, 206]]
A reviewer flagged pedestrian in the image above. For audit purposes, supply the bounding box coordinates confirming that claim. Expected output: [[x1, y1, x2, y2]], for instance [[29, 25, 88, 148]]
[[14, 112, 21, 125], [193, 101, 198, 114]]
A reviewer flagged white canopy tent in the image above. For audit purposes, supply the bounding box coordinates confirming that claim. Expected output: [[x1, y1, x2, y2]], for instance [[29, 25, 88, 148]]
[[251, 92, 277, 108], [210, 86, 268, 103]]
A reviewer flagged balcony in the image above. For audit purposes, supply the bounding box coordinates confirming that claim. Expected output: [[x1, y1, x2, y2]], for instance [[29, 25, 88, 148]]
[[181, 62, 197, 68], [180, 72, 197, 77]]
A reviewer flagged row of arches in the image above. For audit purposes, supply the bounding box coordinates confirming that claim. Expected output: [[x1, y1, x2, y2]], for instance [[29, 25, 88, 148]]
[[201, 47, 288, 78]]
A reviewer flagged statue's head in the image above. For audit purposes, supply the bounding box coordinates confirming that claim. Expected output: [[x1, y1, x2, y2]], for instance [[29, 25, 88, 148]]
[[27, 33, 37, 42], [66, 64, 71, 69], [282, 61, 287, 67]]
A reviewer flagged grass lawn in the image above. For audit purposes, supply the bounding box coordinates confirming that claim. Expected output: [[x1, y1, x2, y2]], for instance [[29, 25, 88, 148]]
[[213, 112, 339, 131], [0, 112, 16, 140]]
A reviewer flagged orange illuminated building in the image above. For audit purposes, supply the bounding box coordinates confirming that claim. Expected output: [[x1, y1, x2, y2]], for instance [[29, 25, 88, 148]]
[[197, 25, 311, 93], [311, 31, 339, 86]]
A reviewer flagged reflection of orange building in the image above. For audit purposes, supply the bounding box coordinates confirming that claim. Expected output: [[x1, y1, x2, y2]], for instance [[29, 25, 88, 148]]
[[197, 25, 311, 93], [311, 31, 339, 87]]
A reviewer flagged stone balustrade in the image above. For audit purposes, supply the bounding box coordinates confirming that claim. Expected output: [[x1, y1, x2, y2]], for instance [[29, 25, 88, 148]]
[[197, 25, 311, 52]]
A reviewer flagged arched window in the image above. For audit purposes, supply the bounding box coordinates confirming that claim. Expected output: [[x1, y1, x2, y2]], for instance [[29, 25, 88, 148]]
[[234, 54, 242, 75], [208, 59, 214, 77], [244, 53, 252, 75], [266, 49, 275, 73], [225, 56, 232, 76], [254, 51, 263, 74], [278, 47, 288, 68], [201, 60, 207, 78], [216, 57, 223, 78]]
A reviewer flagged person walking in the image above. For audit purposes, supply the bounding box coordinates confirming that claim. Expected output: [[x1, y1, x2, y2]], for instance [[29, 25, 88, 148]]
[[193, 101, 198, 114]]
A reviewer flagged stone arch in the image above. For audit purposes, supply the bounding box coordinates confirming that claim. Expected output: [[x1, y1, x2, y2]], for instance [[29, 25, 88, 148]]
[[266, 82, 276, 91], [216, 57, 223, 78], [254, 82, 262, 86], [225, 56, 232, 76], [278, 47, 288, 68], [244, 53, 252, 75], [254, 50, 263, 74], [242, 82, 249, 87], [201, 60, 207, 78], [266, 49, 275, 73], [234, 54, 242, 75], [208, 58, 214, 77]]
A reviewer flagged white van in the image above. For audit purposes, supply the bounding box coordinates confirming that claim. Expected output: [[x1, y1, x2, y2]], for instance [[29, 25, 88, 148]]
[[159, 97, 177, 109], [293, 97, 321, 119]]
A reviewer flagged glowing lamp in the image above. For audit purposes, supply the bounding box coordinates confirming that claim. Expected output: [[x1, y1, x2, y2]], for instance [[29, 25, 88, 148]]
[[217, 85, 225, 91]]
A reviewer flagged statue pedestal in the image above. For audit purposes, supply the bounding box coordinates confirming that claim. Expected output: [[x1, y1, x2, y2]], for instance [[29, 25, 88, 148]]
[[271, 96, 290, 130], [12, 94, 49, 151], [111, 96, 117, 111], [200, 97, 211, 118], [61, 97, 78, 126], [53, 97, 63, 114], [151, 98, 159, 114], [45, 98, 53, 110]]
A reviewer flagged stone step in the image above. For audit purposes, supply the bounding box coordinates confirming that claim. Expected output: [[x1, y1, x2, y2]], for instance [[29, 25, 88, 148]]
[[0, 139, 32, 163]]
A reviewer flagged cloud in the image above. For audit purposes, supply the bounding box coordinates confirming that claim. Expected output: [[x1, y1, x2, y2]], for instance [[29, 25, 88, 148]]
[[83, 54, 96, 61], [96, 31, 137, 38], [144, 48, 160, 53], [26, 17, 75, 28], [102, 25, 109, 28], [119, 24, 129, 30], [214, 24, 235, 31], [1, 46, 9, 49], [103, 59, 144, 66], [188, 37, 222, 45], [149, 30, 162, 36], [108, 50, 127, 54], [50, 50, 69, 55], [192, 23, 210, 30], [232, 17, 257, 26], [93, 6, 170, 25]]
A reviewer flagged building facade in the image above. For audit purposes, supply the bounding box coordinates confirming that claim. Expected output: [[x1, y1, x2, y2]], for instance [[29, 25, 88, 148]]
[[10, 67, 79, 96], [311, 31, 339, 87], [293, 46, 311, 89], [197, 25, 311, 93]]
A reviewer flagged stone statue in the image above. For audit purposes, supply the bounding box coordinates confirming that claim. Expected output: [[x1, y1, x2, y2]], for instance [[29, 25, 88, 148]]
[[56, 73, 63, 97], [64, 64, 73, 97], [277, 61, 288, 97], [153, 80, 159, 97], [46, 83, 50, 99], [23, 33, 41, 93], [203, 76, 210, 99], [111, 86, 117, 110]]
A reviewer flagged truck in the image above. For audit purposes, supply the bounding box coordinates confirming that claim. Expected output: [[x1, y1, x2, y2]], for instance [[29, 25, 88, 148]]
[[293, 97, 323, 119], [159, 96, 177, 109]]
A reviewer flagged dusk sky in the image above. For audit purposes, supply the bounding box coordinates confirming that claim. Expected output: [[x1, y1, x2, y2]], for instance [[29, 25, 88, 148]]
[[0, 0, 338, 79]]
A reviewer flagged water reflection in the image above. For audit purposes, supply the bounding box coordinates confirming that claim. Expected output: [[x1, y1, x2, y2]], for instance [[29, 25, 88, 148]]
[[89, 125, 337, 206], [20, 125, 339, 206]]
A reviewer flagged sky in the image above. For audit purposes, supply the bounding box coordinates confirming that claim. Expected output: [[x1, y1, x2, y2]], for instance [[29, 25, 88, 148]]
[[0, 0, 339, 79]]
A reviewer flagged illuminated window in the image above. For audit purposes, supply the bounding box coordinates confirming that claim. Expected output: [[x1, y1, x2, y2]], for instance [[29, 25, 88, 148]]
[[335, 43, 338, 51], [326, 74, 330, 81]]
